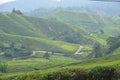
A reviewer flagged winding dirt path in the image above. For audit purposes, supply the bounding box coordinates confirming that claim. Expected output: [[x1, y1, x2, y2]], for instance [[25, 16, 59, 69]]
[[74, 45, 84, 55]]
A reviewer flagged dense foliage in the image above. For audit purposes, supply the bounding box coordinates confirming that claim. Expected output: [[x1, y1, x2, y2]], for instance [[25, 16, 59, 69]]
[[0, 67, 119, 80]]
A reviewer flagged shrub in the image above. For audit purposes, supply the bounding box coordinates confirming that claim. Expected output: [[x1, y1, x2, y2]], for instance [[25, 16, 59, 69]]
[[89, 66, 117, 80], [45, 69, 88, 80], [0, 62, 8, 73]]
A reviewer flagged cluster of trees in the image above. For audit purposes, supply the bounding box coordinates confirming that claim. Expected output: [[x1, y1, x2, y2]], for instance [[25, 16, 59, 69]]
[[0, 42, 32, 58], [106, 35, 120, 54], [12, 8, 23, 15], [91, 42, 105, 58], [58, 31, 92, 45], [43, 52, 50, 60], [91, 35, 120, 58]]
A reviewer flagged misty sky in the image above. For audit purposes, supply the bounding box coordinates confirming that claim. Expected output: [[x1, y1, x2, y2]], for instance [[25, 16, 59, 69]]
[[0, 0, 16, 5], [0, 0, 119, 12], [0, 0, 66, 5], [0, 0, 89, 5], [0, 0, 91, 12]]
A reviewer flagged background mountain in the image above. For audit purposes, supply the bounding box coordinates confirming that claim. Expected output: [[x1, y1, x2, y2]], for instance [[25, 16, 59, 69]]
[[47, 10, 120, 35], [0, 0, 120, 16]]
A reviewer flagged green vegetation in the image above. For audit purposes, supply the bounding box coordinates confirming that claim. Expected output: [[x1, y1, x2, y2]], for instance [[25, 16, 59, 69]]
[[0, 9, 120, 80], [0, 57, 120, 80], [0, 33, 78, 58], [6, 55, 78, 73], [12, 8, 23, 15], [0, 12, 90, 58], [0, 62, 8, 73], [48, 10, 120, 36]]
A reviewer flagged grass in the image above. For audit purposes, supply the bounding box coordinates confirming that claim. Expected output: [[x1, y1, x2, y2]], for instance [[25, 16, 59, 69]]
[[60, 44, 78, 52], [0, 53, 120, 80], [48, 10, 120, 36], [3, 53, 79, 73], [0, 32, 78, 55]]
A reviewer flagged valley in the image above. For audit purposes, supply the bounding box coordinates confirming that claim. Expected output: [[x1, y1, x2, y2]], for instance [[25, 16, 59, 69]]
[[0, 2, 120, 80]]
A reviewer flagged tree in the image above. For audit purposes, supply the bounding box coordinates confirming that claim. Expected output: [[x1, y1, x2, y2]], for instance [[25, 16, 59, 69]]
[[0, 62, 8, 73], [43, 52, 50, 60], [92, 42, 104, 58], [100, 29, 104, 34], [12, 8, 23, 15], [89, 67, 117, 80], [106, 35, 120, 54], [0, 42, 5, 52], [12, 8, 16, 13], [4, 49, 14, 57]]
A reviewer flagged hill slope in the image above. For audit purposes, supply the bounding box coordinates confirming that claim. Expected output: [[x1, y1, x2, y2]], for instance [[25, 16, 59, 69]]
[[47, 11, 120, 36], [0, 12, 97, 45], [0, 13, 83, 58], [0, 48, 120, 80]]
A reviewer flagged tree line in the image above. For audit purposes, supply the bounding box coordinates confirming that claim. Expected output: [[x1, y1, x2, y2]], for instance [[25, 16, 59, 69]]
[[91, 35, 120, 58]]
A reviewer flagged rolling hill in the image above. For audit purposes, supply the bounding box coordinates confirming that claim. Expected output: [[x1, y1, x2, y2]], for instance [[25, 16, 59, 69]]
[[1, 12, 104, 50], [0, 10, 120, 80], [0, 0, 120, 79], [0, 47, 120, 80], [0, 11, 119, 58], [0, 12, 83, 58], [0, 9, 119, 55], [47, 10, 120, 36]]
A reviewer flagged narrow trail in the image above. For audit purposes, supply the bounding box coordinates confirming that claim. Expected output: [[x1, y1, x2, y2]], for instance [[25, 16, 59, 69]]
[[12, 45, 84, 61], [74, 45, 84, 55], [31, 51, 47, 56]]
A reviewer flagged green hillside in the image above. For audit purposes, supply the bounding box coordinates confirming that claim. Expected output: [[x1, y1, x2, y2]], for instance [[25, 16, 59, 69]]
[[0, 11, 119, 58], [0, 49, 120, 80], [0, 12, 84, 57], [0, 10, 120, 80], [47, 10, 120, 36], [0, 32, 79, 58], [0, 13, 95, 45], [0, 13, 44, 37]]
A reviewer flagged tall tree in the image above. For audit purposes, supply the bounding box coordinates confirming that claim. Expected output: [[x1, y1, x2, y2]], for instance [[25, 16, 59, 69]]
[[43, 52, 50, 60], [0, 62, 8, 73], [106, 35, 120, 54], [92, 42, 104, 58]]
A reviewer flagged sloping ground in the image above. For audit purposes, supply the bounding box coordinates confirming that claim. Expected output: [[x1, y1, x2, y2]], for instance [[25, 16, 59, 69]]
[[47, 11, 120, 35], [0, 33, 78, 56], [24, 16, 95, 45], [0, 12, 113, 46], [0, 12, 87, 57], [6, 55, 79, 73], [0, 13, 94, 45], [104, 16, 120, 36], [65, 48, 120, 69], [48, 11, 105, 31], [0, 49, 120, 80], [0, 13, 44, 37]]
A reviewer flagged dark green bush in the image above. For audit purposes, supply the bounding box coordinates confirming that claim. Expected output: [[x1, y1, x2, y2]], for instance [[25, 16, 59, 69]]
[[0, 62, 8, 73], [89, 66, 118, 80], [45, 69, 88, 80], [0, 67, 119, 80]]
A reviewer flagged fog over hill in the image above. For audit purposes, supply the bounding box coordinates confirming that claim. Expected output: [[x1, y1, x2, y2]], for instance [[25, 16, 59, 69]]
[[0, 0, 120, 16]]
